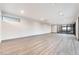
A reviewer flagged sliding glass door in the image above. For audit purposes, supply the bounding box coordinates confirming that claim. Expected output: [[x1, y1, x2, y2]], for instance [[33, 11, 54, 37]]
[[57, 24, 75, 34]]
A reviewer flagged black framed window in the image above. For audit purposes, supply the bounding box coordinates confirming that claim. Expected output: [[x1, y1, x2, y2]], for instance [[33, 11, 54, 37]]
[[58, 24, 74, 34]]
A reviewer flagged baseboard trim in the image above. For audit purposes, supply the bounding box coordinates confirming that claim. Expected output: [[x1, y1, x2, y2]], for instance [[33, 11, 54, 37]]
[[2, 33, 50, 43]]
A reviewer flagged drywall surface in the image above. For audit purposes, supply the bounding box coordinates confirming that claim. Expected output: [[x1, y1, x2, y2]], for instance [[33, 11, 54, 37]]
[[51, 25, 58, 33], [2, 17, 51, 40], [0, 12, 1, 42], [76, 18, 79, 40]]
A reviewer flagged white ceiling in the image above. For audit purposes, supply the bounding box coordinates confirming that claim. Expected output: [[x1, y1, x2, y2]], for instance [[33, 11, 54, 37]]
[[0, 3, 79, 24]]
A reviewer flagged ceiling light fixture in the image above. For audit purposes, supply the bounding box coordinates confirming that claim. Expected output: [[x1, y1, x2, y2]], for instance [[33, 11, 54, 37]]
[[20, 10, 24, 14], [59, 12, 63, 16], [40, 18, 45, 21]]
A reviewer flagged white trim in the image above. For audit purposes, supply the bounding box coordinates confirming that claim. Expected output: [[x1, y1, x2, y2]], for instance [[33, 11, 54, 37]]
[[2, 32, 50, 42], [76, 17, 79, 40]]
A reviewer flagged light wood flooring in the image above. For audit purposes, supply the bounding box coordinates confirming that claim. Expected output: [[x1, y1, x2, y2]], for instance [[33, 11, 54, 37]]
[[0, 33, 79, 55]]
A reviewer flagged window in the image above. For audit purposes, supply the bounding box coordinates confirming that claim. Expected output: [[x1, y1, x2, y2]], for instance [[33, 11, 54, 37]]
[[62, 26, 66, 31], [59, 24, 73, 34]]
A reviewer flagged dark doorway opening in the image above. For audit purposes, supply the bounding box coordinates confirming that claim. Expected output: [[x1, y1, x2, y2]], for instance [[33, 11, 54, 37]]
[[73, 23, 76, 35]]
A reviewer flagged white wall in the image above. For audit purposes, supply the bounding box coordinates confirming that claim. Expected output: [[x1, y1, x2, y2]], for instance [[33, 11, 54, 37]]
[[51, 25, 58, 33], [78, 19, 79, 40], [0, 11, 1, 42], [1, 17, 51, 40], [76, 18, 79, 40]]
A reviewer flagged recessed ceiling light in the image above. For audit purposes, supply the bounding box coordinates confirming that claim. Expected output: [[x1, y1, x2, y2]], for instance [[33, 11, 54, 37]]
[[20, 10, 24, 14], [59, 12, 63, 16], [40, 18, 45, 21]]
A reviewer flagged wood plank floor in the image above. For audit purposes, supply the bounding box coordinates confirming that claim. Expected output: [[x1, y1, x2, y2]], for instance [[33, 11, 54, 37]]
[[0, 33, 79, 55]]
